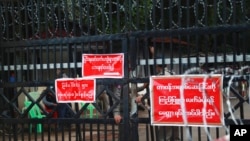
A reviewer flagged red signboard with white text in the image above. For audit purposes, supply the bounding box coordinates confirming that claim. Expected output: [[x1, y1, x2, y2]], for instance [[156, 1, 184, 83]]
[[82, 53, 124, 78], [150, 74, 224, 127], [55, 78, 96, 103]]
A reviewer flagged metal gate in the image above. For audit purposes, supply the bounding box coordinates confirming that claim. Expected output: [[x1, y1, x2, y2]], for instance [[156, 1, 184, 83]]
[[1, 0, 250, 141]]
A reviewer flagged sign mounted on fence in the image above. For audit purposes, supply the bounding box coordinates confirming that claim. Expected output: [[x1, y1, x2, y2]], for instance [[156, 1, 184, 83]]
[[55, 78, 96, 103], [82, 53, 124, 78], [150, 74, 224, 127]]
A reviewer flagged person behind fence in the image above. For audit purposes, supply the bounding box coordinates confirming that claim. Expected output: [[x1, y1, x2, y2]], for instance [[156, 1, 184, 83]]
[[42, 88, 70, 129], [9, 71, 18, 106], [42, 69, 71, 130], [112, 85, 122, 124], [136, 60, 180, 141], [42, 88, 70, 118], [111, 84, 134, 141]]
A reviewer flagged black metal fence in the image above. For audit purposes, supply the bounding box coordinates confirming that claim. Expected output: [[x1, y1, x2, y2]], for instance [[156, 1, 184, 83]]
[[1, 0, 250, 141]]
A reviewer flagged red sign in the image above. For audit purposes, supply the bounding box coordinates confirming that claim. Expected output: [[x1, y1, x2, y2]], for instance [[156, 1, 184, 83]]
[[150, 74, 224, 127], [55, 78, 96, 103], [82, 53, 124, 78]]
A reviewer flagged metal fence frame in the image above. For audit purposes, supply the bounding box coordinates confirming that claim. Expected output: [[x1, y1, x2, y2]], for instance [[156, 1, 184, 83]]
[[1, 0, 250, 141]]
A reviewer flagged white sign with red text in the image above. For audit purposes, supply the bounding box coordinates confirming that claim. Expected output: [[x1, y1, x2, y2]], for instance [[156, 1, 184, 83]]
[[55, 78, 96, 103], [82, 53, 124, 78]]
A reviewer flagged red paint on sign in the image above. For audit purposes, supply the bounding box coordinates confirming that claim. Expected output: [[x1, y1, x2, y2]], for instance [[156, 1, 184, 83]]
[[55, 78, 96, 103], [150, 74, 224, 126], [82, 53, 124, 78]]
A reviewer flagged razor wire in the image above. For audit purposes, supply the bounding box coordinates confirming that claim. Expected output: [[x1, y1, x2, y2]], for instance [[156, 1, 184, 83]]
[[169, 66, 249, 140], [0, 0, 249, 41]]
